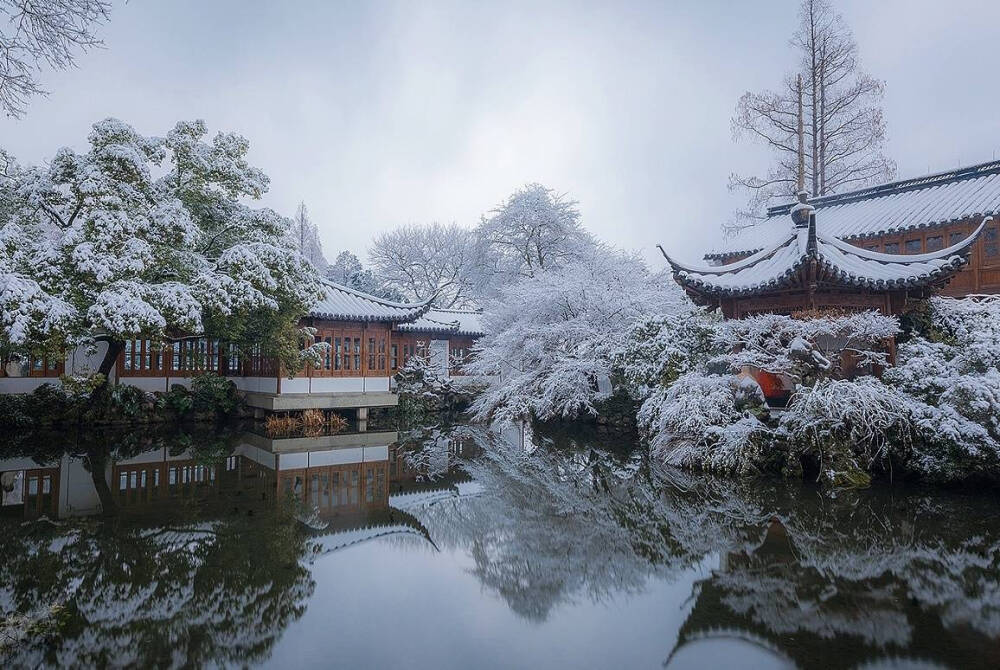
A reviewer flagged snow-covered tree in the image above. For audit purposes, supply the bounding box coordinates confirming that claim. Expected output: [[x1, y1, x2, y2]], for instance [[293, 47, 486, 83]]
[[467, 246, 685, 422], [0, 0, 111, 118], [477, 183, 594, 286], [368, 222, 484, 308], [326, 250, 362, 285], [615, 307, 723, 397], [325, 250, 403, 301], [729, 0, 894, 224], [0, 118, 322, 388], [288, 202, 327, 271]]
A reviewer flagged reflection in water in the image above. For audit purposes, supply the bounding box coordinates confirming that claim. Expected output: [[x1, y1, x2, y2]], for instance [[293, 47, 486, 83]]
[[1, 423, 1000, 668]]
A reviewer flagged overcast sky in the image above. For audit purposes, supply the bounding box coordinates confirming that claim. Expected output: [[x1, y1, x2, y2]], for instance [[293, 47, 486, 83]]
[[3, 0, 999, 266]]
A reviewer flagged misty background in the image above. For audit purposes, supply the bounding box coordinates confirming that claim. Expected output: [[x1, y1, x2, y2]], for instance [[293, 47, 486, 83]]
[[2, 0, 998, 264]]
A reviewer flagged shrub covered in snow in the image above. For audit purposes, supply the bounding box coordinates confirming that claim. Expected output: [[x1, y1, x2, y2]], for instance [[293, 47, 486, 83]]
[[719, 310, 898, 383], [632, 303, 1000, 486], [467, 246, 686, 423], [882, 296, 1000, 482], [637, 372, 770, 476], [777, 377, 914, 486]]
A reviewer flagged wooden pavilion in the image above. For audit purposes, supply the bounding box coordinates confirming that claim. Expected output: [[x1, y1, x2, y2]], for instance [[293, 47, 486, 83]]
[[658, 192, 988, 319], [702, 160, 1000, 298]]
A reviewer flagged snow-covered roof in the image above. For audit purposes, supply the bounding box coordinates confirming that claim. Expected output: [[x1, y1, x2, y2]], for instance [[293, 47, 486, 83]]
[[395, 308, 486, 337], [307, 523, 429, 559], [662, 204, 988, 303], [309, 280, 433, 322], [709, 160, 1000, 259]]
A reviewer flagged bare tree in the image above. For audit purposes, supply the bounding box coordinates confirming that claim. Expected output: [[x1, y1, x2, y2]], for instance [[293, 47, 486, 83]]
[[729, 0, 895, 227], [289, 201, 327, 270], [0, 0, 111, 118], [369, 222, 484, 308], [477, 183, 594, 283]]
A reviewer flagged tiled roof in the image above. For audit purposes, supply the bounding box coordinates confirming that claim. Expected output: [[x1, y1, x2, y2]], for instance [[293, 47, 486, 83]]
[[395, 308, 486, 337], [309, 280, 432, 322], [709, 160, 1000, 259], [664, 213, 988, 302]]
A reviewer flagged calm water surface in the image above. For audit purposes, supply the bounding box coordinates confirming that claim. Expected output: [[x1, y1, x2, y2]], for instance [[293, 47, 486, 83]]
[[1, 421, 999, 669]]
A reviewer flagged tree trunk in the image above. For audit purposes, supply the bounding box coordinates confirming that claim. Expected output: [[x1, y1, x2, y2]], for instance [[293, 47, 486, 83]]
[[97, 340, 124, 383], [86, 339, 124, 410], [809, 1, 819, 196], [819, 64, 826, 195], [84, 446, 117, 516]]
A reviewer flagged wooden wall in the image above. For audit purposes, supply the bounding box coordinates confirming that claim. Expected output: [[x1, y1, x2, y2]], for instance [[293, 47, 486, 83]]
[[846, 215, 1000, 296]]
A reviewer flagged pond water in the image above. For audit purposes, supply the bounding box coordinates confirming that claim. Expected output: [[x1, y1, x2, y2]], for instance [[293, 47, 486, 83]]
[[1, 421, 999, 669]]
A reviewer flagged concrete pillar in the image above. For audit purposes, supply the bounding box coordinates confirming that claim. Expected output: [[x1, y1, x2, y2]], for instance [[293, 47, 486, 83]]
[[357, 406, 368, 432]]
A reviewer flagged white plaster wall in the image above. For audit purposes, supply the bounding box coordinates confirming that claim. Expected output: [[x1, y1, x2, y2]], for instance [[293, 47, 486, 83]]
[[66, 341, 108, 377], [0, 378, 55, 394], [281, 377, 310, 394], [234, 443, 277, 470], [60, 456, 102, 517], [229, 377, 279, 394], [364, 377, 390, 392], [277, 452, 309, 470], [120, 377, 169, 393], [309, 377, 365, 393], [306, 447, 365, 467], [277, 445, 390, 470], [363, 445, 389, 462]]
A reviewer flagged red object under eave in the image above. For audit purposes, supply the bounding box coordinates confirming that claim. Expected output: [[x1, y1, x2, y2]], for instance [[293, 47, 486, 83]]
[[754, 371, 792, 406]]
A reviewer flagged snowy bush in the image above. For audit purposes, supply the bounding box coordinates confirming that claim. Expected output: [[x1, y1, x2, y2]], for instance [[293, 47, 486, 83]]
[[719, 310, 898, 382], [632, 297, 1000, 486], [629, 304, 1000, 486], [883, 297, 1000, 481], [777, 377, 914, 486], [467, 246, 687, 423], [637, 372, 770, 476], [615, 308, 722, 398]]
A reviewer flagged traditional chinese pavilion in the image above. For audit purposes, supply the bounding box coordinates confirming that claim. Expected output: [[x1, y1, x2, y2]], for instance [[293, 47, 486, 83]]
[[660, 191, 988, 319]]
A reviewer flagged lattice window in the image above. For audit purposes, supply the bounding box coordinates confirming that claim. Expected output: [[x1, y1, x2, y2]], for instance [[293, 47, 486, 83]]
[[985, 225, 999, 258]]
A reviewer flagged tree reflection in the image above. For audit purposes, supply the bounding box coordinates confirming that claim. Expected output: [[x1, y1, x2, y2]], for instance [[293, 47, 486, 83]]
[[0, 429, 314, 667], [2, 423, 1000, 668], [402, 424, 1000, 666]]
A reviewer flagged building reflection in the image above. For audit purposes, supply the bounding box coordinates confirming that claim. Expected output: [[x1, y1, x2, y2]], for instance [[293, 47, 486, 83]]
[[0, 460, 59, 519], [666, 516, 1000, 670], [0, 429, 455, 551]]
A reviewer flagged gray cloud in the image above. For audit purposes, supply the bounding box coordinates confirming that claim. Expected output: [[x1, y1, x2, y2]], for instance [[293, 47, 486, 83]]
[[2, 0, 998, 266]]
